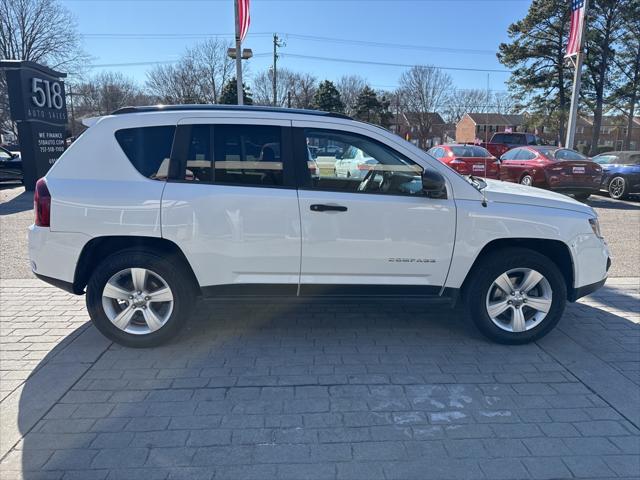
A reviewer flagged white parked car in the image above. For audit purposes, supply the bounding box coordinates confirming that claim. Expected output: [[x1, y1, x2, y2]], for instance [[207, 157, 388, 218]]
[[29, 105, 610, 347], [334, 146, 378, 179]]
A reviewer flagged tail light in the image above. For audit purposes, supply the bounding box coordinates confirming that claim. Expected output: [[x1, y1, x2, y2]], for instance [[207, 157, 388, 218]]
[[34, 178, 51, 227], [449, 158, 465, 165], [357, 163, 373, 171]]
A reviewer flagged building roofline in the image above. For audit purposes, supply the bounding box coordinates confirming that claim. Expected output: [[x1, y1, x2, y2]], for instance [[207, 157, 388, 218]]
[[111, 104, 352, 120]]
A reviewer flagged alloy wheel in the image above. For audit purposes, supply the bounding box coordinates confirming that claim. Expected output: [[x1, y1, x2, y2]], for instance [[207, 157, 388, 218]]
[[520, 175, 533, 186], [485, 268, 552, 333], [101, 268, 174, 335], [609, 177, 625, 199]]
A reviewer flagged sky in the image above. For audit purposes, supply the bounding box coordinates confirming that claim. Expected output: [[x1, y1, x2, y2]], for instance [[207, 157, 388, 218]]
[[60, 0, 532, 94]]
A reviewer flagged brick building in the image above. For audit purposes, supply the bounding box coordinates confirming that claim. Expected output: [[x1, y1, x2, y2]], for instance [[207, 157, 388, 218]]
[[455, 113, 528, 143], [390, 112, 454, 148]]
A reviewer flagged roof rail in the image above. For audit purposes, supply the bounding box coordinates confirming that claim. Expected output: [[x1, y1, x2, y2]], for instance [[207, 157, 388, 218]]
[[110, 104, 352, 120]]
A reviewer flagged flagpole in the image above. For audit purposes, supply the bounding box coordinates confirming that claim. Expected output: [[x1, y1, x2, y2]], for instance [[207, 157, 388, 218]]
[[565, 0, 589, 150], [234, 0, 243, 105]]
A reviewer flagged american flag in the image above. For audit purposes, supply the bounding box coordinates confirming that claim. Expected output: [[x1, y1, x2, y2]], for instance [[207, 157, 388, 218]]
[[566, 0, 586, 57], [238, 0, 251, 42]]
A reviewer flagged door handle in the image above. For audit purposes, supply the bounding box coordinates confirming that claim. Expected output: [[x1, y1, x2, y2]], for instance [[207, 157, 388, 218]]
[[310, 204, 348, 212]]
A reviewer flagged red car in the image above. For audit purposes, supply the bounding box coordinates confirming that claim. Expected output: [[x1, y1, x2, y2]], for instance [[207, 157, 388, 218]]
[[500, 146, 602, 200], [427, 144, 500, 179]]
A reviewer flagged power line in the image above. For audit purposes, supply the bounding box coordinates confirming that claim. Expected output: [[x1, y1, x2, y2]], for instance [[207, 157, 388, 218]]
[[283, 34, 496, 56], [279, 53, 510, 73]]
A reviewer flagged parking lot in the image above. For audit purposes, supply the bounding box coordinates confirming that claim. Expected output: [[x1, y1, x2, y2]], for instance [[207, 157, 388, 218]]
[[1, 184, 639, 479]]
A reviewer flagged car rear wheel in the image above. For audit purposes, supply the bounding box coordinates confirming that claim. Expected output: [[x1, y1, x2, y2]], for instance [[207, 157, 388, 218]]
[[86, 249, 195, 347], [608, 176, 628, 200], [520, 174, 533, 186], [464, 248, 567, 344]]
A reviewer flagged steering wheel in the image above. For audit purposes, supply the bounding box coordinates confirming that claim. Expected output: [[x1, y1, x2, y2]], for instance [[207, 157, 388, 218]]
[[357, 168, 377, 192]]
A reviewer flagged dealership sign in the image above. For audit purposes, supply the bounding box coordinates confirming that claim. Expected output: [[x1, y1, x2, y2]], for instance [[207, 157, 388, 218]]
[[1, 60, 68, 190]]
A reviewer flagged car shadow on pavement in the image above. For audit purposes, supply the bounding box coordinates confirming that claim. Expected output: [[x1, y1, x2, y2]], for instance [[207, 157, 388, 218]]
[[0, 189, 33, 215], [9, 294, 639, 479], [586, 196, 640, 210]]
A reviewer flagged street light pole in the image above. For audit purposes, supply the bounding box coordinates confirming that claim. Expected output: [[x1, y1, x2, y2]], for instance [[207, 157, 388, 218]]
[[234, 0, 243, 105], [566, 0, 589, 150]]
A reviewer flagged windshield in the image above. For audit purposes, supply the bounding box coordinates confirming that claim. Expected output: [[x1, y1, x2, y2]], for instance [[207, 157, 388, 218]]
[[449, 146, 491, 157]]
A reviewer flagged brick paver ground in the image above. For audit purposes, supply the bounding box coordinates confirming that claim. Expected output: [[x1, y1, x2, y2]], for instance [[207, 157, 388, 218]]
[[0, 278, 638, 480]]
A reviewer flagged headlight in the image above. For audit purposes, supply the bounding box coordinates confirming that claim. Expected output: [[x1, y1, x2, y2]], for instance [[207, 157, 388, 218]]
[[589, 217, 603, 238]]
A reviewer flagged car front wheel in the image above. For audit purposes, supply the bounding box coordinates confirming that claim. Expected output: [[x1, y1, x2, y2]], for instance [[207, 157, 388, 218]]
[[520, 174, 533, 186], [86, 249, 195, 347], [464, 248, 567, 344], [608, 176, 628, 200]]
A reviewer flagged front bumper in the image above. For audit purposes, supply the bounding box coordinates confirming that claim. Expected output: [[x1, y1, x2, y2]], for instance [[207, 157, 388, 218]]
[[569, 258, 610, 301]]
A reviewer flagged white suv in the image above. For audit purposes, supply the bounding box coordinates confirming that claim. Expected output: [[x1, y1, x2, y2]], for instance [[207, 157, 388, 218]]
[[29, 106, 610, 347]]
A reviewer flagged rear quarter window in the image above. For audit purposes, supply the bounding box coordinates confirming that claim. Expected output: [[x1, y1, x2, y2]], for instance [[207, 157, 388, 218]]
[[115, 126, 176, 180]]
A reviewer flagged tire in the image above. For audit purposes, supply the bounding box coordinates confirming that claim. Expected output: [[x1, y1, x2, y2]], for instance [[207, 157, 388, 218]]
[[573, 193, 590, 201], [86, 249, 196, 348], [608, 176, 628, 200], [519, 174, 533, 186], [463, 247, 567, 344]]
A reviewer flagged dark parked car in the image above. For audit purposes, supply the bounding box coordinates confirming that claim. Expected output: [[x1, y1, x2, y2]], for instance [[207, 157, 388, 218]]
[[500, 146, 602, 200], [480, 132, 545, 158], [427, 144, 500, 179], [0, 146, 22, 183], [592, 151, 640, 200]]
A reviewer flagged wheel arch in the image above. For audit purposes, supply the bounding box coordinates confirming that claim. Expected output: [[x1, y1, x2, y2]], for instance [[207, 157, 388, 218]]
[[73, 236, 201, 296], [460, 238, 574, 299]]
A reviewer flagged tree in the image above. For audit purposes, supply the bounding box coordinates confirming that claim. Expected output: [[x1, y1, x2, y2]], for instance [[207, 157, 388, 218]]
[[219, 78, 253, 105], [0, 0, 86, 135], [313, 80, 344, 113], [353, 86, 393, 128], [73, 71, 149, 117], [444, 89, 488, 123], [398, 65, 452, 148], [608, 1, 640, 149], [146, 39, 234, 104], [581, 0, 629, 154], [252, 69, 318, 109], [336, 75, 367, 116], [583, 0, 626, 154], [498, 0, 572, 143]]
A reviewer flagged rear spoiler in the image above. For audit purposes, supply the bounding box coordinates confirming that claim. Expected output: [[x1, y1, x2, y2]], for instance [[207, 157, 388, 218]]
[[81, 116, 102, 128]]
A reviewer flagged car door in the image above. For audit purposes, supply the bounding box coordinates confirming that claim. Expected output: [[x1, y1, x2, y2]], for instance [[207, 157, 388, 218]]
[[293, 123, 456, 294], [499, 148, 520, 182], [161, 118, 301, 292]]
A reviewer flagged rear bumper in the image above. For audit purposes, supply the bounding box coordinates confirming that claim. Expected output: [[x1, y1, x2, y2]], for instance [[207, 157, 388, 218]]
[[569, 277, 607, 302], [28, 225, 89, 293]]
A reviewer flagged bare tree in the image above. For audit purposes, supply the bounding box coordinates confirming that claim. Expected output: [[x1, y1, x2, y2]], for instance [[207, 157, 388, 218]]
[[492, 91, 518, 115], [252, 68, 317, 108], [443, 88, 488, 123], [73, 72, 147, 117], [398, 66, 452, 148], [336, 75, 367, 116], [252, 68, 291, 106], [145, 39, 234, 104]]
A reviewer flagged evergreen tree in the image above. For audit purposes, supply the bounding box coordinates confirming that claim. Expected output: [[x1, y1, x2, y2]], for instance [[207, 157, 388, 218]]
[[583, 0, 627, 154], [498, 0, 572, 144], [608, 1, 640, 149], [353, 86, 393, 128], [219, 78, 253, 105], [312, 80, 345, 113]]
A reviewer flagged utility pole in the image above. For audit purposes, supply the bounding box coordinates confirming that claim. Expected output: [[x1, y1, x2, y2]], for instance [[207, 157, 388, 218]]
[[566, 0, 589, 150], [234, 0, 243, 105], [272, 34, 284, 106]]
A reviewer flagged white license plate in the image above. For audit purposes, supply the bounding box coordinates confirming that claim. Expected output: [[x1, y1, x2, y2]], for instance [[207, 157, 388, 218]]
[[473, 164, 485, 171], [572, 167, 585, 174]]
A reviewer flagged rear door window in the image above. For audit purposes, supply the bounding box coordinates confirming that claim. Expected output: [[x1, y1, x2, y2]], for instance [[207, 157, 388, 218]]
[[115, 126, 176, 180]]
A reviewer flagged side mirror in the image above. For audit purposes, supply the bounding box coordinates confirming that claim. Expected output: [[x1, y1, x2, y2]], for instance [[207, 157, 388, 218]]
[[422, 169, 447, 199]]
